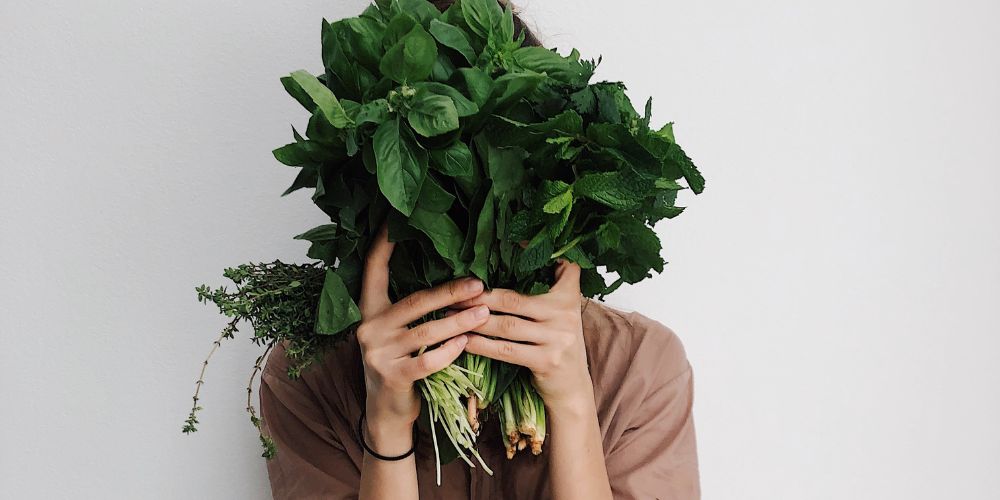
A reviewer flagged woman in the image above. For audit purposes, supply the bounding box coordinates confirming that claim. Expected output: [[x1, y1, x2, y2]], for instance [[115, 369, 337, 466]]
[[259, 2, 700, 499]]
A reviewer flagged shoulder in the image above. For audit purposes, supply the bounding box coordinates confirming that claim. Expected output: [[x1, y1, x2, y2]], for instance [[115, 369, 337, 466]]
[[261, 335, 365, 419], [581, 298, 692, 395]]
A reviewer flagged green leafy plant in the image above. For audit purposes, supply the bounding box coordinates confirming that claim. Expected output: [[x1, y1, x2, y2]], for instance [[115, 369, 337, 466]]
[[185, 0, 704, 482]]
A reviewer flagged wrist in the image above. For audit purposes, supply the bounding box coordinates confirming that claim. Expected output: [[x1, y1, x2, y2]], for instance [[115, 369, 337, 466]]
[[362, 410, 415, 457], [544, 380, 598, 421]]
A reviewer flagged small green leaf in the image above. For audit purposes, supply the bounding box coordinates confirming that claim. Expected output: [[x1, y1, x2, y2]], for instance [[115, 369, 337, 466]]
[[289, 70, 353, 128], [470, 189, 495, 280], [272, 140, 327, 166], [475, 135, 526, 197], [455, 67, 494, 107], [574, 171, 654, 210], [657, 122, 676, 143], [429, 19, 477, 64], [540, 180, 573, 214], [315, 268, 362, 334], [354, 99, 390, 126], [413, 82, 479, 117], [390, 0, 441, 27], [293, 224, 339, 242], [379, 24, 437, 83], [596, 221, 621, 254], [510, 47, 590, 85], [429, 141, 474, 177], [461, 0, 503, 40], [415, 175, 455, 213], [667, 143, 705, 194], [516, 231, 554, 276], [407, 91, 460, 137], [374, 118, 428, 216], [409, 208, 467, 274], [490, 71, 544, 110]]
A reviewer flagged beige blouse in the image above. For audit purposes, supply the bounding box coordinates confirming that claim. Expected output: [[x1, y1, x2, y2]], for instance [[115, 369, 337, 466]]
[[259, 298, 700, 499]]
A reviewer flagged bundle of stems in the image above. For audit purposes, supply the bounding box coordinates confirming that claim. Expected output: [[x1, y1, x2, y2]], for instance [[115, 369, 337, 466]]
[[462, 353, 497, 431], [419, 351, 547, 482], [498, 372, 546, 459], [418, 351, 493, 485]]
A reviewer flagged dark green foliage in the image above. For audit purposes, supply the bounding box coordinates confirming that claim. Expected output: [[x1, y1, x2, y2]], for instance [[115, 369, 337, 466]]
[[189, 0, 705, 466]]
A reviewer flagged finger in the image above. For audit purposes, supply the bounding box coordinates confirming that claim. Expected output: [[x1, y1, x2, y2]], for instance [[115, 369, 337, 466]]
[[385, 277, 484, 326], [551, 259, 582, 295], [473, 313, 545, 343], [464, 334, 544, 370], [452, 288, 547, 319], [400, 334, 469, 381], [360, 223, 394, 316], [392, 305, 490, 355]]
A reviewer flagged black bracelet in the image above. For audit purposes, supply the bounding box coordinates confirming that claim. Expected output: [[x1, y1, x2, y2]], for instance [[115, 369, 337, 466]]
[[357, 408, 417, 461]]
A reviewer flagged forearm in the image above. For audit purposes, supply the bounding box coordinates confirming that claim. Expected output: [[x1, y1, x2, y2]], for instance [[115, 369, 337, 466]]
[[358, 415, 420, 500], [547, 385, 613, 500]]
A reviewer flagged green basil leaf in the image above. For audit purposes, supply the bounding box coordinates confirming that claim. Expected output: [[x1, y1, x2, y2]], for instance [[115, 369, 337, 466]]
[[455, 67, 494, 107], [470, 189, 495, 281], [382, 13, 418, 49], [289, 70, 353, 128], [429, 19, 477, 64], [460, 0, 503, 40], [429, 141, 474, 177], [407, 91, 460, 137], [490, 71, 544, 110], [293, 224, 339, 242], [475, 135, 526, 197], [415, 174, 455, 213], [409, 207, 467, 274], [281, 165, 318, 197], [379, 24, 437, 83], [280, 75, 316, 113], [315, 268, 362, 335], [390, 0, 441, 27], [374, 118, 428, 216], [354, 98, 390, 126], [272, 140, 328, 166], [413, 82, 479, 117]]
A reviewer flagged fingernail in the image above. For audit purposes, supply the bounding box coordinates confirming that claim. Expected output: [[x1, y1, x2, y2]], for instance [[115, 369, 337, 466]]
[[473, 305, 489, 319], [465, 278, 483, 293], [455, 334, 469, 347]]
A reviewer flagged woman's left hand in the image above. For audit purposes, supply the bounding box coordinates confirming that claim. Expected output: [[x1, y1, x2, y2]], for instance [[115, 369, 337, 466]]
[[452, 260, 595, 413]]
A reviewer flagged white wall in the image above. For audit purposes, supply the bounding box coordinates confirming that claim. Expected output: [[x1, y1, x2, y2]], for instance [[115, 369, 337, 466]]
[[1, 0, 998, 498]]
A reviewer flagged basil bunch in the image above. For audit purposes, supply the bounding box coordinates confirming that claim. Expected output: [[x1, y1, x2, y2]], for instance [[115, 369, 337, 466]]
[[276, 0, 703, 339], [187, 0, 704, 474]]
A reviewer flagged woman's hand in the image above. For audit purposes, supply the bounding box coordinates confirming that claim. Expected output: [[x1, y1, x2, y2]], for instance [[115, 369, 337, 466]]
[[454, 260, 613, 500], [356, 224, 490, 452], [453, 260, 594, 414]]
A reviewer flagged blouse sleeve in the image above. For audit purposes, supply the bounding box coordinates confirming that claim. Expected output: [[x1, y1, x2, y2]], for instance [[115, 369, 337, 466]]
[[258, 344, 361, 500], [604, 320, 701, 500]]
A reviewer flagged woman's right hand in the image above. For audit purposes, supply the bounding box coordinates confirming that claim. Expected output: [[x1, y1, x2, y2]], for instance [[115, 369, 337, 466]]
[[355, 224, 490, 454]]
